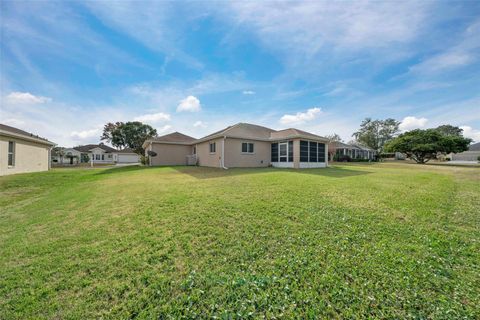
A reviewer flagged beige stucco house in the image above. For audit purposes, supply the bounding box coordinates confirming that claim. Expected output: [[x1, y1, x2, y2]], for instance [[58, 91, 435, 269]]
[[143, 123, 329, 169], [0, 124, 55, 176]]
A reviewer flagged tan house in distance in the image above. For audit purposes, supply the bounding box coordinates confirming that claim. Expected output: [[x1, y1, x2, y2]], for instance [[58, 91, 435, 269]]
[[143, 123, 329, 169], [0, 124, 55, 176]]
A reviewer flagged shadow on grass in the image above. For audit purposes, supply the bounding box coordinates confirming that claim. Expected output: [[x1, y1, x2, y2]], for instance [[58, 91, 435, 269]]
[[95, 165, 150, 175], [172, 165, 371, 180], [93, 164, 371, 179]]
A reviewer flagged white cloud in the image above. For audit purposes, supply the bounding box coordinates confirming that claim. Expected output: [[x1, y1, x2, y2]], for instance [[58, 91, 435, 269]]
[[177, 95, 201, 112], [225, 2, 429, 54], [280, 107, 322, 125], [3, 118, 26, 126], [70, 128, 101, 140], [460, 126, 480, 142], [399, 116, 428, 131], [133, 112, 171, 123], [409, 52, 473, 74], [193, 120, 206, 128], [157, 124, 173, 134], [242, 90, 256, 95], [6, 92, 52, 104]]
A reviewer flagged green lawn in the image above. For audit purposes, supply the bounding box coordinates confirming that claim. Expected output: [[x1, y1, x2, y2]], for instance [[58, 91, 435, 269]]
[[1, 163, 479, 319]]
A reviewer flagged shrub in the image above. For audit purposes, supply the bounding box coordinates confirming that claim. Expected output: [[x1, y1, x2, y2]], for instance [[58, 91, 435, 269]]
[[140, 155, 149, 165]]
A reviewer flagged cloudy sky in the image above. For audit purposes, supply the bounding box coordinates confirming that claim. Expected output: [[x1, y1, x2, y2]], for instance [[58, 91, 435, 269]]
[[1, 1, 480, 146]]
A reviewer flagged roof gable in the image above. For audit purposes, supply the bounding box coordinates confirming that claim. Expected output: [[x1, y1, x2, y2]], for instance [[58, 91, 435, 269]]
[[152, 132, 197, 143], [73, 144, 117, 153]]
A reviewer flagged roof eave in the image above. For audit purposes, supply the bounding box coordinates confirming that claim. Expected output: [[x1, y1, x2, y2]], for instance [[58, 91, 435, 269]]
[[0, 130, 56, 146]]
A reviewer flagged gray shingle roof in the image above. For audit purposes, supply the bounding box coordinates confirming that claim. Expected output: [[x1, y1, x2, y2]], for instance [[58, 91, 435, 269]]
[[468, 142, 480, 151], [73, 144, 117, 153], [151, 132, 197, 143], [145, 122, 329, 145]]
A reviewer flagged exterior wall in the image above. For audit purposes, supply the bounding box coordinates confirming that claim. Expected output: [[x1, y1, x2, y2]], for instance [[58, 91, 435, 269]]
[[224, 138, 270, 168], [195, 138, 223, 168], [293, 139, 300, 169], [0, 136, 51, 176], [271, 162, 294, 168], [451, 151, 480, 161], [150, 143, 193, 166], [299, 162, 327, 168], [88, 148, 115, 163]]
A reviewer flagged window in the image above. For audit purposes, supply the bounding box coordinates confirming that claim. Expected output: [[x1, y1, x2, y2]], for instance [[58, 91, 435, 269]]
[[309, 142, 317, 162], [300, 140, 326, 162], [279, 142, 288, 162], [101, 154, 105, 160], [209, 142, 216, 153], [241, 142, 254, 154], [288, 141, 293, 162], [95, 154, 100, 160], [108, 154, 112, 159], [193, 146, 196, 154], [300, 140, 309, 162], [271, 143, 278, 162], [318, 143, 325, 162], [8, 141, 15, 167]]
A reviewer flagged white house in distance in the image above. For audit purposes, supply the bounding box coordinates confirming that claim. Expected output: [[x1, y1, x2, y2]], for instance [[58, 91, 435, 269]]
[[0, 123, 55, 176], [52, 143, 140, 165]]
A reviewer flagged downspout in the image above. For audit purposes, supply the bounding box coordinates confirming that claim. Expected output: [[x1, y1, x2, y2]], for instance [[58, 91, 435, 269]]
[[48, 146, 53, 170], [221, 136, 228, 169]]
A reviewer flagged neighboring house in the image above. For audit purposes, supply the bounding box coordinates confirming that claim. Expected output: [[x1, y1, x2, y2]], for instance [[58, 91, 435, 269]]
[[143, 123, 329, 169], [450, 142, 480, 161], [65, 144, 140, 164], [0, 123, 55, 176], [51, 148, 82, 165], [334, 141, 376, 160]]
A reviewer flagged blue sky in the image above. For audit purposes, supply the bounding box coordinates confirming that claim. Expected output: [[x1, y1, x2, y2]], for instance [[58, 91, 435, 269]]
[[1, 1, 480, 146]]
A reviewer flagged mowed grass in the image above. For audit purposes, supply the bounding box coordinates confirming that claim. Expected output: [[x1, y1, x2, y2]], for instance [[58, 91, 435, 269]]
[[0, 163, 479, 319]]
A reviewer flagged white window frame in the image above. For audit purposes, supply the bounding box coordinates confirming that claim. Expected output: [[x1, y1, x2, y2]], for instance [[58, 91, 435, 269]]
[[209, 142, 216, 154], [8, 141, 15, 167], [279, 142, 288, 162], [241, 142, 255, 154]]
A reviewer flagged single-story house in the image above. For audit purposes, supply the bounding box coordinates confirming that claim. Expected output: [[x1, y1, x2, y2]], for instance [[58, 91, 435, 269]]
[[450, 142, 480, 161], [0, 123, 55, 176], [51, 147, 82, 165], [143, 122, 329, 169], [57, 144, 140, 164], [334, 141, 376, 160]]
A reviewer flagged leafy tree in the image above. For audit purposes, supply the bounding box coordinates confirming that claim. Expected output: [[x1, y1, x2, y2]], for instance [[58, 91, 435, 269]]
[[325, 133, 342, 161], [435, 124, 463, 137], [101, 121, 157, 154], [352, 118, 400, 153], [385, 129, 471, 164], [52, 147, 66, 164]]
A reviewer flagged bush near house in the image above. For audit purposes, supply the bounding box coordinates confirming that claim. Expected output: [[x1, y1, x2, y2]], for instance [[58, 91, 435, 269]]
[[0, 164, 479, 318]]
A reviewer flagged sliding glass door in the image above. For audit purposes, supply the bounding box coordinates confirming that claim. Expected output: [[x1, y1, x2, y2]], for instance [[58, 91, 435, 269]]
[[279, 142, 288, 162]]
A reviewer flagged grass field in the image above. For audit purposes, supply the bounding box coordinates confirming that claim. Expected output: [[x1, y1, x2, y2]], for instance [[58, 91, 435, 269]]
[[1, 163, 479, 319]]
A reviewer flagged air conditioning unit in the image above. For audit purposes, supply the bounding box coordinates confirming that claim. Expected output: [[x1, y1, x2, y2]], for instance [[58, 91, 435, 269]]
[[186, 154, 198, 166]]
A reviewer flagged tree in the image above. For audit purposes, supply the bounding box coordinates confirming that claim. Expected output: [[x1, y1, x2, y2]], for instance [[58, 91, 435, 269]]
[[434, 124, 463, 137], [385, 129, 471, 164], [352, 118, 400, 153], [101, 121, 157, 154], [52, 147, 66, 165], [325, 133, 342, 161]]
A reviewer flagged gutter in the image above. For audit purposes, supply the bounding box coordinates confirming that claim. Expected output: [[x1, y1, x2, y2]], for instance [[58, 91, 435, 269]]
[[221, 136, 228, 169]]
